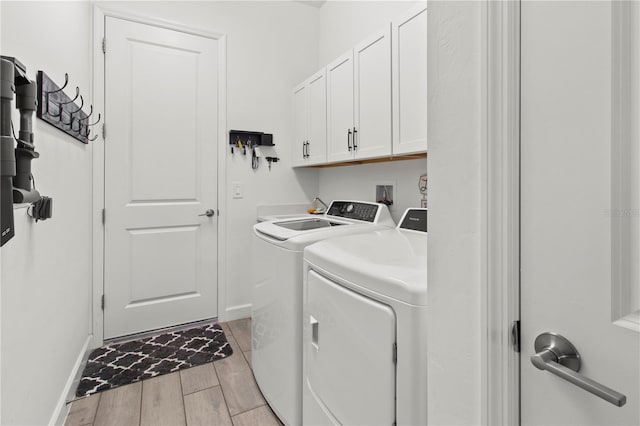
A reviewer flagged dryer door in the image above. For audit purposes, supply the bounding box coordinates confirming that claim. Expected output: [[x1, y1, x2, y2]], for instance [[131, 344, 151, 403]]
[[305, 270, 396, 425]]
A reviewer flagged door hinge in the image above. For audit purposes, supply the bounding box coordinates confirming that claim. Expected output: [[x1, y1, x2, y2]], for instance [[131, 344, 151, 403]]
[[102, 37, 106, 54], [392, 342, 398, 364], [101, 294, 105, 310], [101, 208, 105, 225], [102, 123, 106, 140], [511, 320, 521, 353]]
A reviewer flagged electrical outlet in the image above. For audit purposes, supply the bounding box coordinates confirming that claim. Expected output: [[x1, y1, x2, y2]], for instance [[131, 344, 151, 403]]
[[232, 182, 243, 199]]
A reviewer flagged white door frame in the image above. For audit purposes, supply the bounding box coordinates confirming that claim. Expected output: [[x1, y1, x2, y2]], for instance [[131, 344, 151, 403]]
[[482, 1, 521, 425], [91, 5, 228, 347]]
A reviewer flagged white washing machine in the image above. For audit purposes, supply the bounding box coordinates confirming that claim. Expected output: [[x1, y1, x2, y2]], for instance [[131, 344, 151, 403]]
[[251, 200, 395, 425], [302, 208, 428, 426]]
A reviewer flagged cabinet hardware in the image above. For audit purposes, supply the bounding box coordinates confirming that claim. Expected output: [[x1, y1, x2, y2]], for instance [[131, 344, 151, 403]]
[[353, 127, 358, 150], [348, 128, 352, 151]]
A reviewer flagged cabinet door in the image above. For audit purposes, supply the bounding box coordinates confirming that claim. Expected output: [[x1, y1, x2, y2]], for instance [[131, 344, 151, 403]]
[[306, 69, 327, 165], [392, 6, 428, 155], [292, 82, 308, 167], [354, 27, 392, 159], [327, 51, 355, 163]]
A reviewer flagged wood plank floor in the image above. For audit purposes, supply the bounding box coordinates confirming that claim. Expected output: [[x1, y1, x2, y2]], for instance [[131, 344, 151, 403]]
[[65, 319, 281, 426]]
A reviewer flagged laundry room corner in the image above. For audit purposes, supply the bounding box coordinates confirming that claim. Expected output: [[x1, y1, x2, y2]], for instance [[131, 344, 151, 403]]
[[315, 0, 428, 224]]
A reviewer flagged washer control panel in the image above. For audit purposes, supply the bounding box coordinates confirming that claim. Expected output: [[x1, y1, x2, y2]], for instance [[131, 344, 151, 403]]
[[327, 201, 380, 222]]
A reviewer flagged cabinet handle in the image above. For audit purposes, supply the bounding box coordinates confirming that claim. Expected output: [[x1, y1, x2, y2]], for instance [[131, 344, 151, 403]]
[[302, 141, 307, 159], [306, 141, 310, 158], [347, 129, 352, 151], [353, 127, 358, 150]]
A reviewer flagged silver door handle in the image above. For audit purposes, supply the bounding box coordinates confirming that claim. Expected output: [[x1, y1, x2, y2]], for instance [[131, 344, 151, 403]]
[[530, 332, 627, 407], [198, 209, 215, 217]]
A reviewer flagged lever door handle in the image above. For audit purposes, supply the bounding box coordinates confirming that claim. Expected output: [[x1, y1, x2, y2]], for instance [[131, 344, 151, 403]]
[[198, 209, 215, 217], [530, 332, 626, 407]]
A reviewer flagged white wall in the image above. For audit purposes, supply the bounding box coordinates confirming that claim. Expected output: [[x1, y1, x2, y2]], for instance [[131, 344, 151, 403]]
[[427, 2, 483, 424], [96, 1, 321, 321], [316, 1, 427, 222], [318, 159, 426, 223], [318, 0, 425, 65], [0, 2, 93, 424]]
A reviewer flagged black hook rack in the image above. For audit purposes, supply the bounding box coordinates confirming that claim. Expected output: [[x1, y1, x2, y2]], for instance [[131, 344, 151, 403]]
[[36, 71, 101, 144]]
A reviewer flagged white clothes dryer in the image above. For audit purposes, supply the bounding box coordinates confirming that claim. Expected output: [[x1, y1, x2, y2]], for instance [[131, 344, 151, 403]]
[[251, 201, 395, 425], [302, 208, 427, 426]]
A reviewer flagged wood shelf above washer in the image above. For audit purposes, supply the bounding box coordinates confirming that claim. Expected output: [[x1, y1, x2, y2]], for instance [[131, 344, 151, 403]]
[[306, 152, 426, 168]]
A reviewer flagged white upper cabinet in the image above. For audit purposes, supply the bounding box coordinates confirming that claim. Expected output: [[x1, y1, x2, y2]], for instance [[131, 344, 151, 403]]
[[326, 51, 355, 163], [293, 6, 427, 167], [327, 26, 392, 163], [292, 69, 327, 167], [392, 5, 428, 155], [353, 26, 392, 159]]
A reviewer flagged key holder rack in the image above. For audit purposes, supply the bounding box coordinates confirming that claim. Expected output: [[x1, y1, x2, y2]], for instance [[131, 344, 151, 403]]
[[229, 130, 274, 155], [36, 71, 101, 144]]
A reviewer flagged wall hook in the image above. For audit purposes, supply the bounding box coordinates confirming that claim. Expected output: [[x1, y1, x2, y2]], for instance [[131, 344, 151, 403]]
[[85, 113, 101, 127], [67, 95, 84, 115], [79, 105, 94, 121], [58, 86, 79, 105], [45, 73, 68, 95], [62, 95, 85, 128]]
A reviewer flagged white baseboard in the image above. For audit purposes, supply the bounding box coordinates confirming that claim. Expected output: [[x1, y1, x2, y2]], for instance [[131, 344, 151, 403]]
[[223, 303, 252, 322], [49, 335, 92, 426]]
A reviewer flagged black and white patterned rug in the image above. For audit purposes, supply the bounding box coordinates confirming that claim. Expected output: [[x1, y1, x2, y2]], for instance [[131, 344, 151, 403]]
[[76, 323, 233, 397]]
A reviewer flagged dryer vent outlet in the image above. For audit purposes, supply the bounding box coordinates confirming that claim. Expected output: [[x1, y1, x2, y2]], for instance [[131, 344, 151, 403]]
[[375, 184, 394, 207]]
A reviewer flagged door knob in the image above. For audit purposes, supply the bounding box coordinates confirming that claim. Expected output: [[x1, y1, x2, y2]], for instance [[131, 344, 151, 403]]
[[530, 332, 626, 407], [198, 209, 215, 217]]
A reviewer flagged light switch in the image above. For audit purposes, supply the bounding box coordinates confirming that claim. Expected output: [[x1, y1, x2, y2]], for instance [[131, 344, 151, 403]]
[[232, 182, 243, 199]]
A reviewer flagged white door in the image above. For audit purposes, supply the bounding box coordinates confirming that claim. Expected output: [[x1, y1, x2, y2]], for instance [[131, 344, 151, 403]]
[[104, 17, 219, 339], [520, 2, 639, 424], [353, 27, 391, 159], [327, 51, 354, 163]]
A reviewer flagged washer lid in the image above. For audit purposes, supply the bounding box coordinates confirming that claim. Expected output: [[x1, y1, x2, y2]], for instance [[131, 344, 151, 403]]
[[304, 229, 427, 305]]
